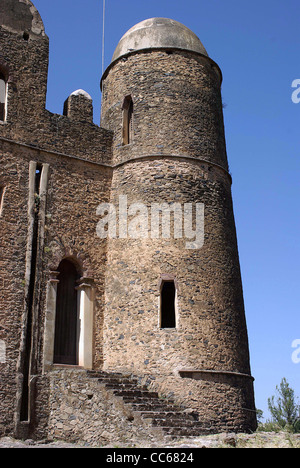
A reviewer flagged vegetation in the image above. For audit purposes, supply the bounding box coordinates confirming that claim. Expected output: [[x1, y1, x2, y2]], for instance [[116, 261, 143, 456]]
[[257, 378, 300, 433]]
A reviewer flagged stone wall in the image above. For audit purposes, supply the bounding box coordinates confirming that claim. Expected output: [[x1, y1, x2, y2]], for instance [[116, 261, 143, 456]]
[[0, 143, 29, 435], [143, 371, 256, 433], [102, 158, 256, 432], [0, 136, 113, 435], [0, 0, 256, 439], [100, 46, 256, 433], [101, 50, 227, 170], [46, 369, 163, 447], [0, 2, 113, 434]]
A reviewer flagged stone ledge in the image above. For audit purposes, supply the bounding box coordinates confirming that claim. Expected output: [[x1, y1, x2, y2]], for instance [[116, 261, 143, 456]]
[[179, 369, 255, 381]]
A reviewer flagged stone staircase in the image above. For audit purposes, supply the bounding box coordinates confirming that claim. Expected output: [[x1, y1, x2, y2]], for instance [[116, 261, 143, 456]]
[[87, 370, 211, 438]]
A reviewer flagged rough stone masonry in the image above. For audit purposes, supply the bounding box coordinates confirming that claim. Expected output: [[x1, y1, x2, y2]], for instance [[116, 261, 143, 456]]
[[0, 1, 256, 443]]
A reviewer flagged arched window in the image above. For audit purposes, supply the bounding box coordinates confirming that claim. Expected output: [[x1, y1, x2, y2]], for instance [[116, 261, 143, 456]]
[[160, 280, 177, 329], [0, 72, 7, 122], [53, 259, 81, 365], [122, 95, 133, 145]]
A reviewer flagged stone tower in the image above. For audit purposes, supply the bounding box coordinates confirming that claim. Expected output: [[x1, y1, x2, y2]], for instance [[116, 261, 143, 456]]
[[100, 18, 256, 432], [0, 1, 256, 441]]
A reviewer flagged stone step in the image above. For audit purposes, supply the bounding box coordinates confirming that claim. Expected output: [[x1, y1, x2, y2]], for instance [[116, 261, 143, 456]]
[[140, 411, 195, 420], [86, 370, 207, 438], [101, 377, 139, 384], [88, 371, 134, 381], [113, 389, 160, 399], [160, 426, 211, 437], [123, 399, 175, 409], [140, 409, 199, 425], [105, 383, 147, 391], [87, 370, 123, 377], [130, 403, 184, 413], [152, 418, 204, 428], [122, 395, 176, 405]]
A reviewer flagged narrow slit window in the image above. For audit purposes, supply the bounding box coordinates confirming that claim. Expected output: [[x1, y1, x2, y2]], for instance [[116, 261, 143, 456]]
[[160, 280, 176, 329], [35, 164, 42, 190], [0, 73, 7, 122], [0, 186, 5, 216], [122, 95, 133, 145]]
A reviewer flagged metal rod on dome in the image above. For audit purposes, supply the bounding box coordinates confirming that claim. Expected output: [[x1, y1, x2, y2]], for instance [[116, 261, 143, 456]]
[[102, 0, 106, 76]]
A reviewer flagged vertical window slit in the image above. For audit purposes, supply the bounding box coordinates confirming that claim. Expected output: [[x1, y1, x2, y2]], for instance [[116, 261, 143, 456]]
[[0, 186, 5, 216], [0, 72, 7, 122], [122, 95, 133, 145], [160, 280, 176, 329], [20, 164, 42, 422]]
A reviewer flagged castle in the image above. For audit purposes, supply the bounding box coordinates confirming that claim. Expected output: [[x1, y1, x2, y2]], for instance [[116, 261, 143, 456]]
[[0, 0, 256, 444]]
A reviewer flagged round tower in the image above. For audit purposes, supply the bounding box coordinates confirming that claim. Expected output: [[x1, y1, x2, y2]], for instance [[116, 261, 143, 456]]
[[100, 18, 256, 433], [0, 0, 49, 123]]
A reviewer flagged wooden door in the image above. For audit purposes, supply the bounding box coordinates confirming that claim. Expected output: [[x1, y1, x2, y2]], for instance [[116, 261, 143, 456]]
[[53, 260, 80, 365]]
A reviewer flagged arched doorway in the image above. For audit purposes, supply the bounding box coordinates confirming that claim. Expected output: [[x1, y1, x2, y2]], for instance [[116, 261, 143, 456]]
[[53, 259, 81, 365]]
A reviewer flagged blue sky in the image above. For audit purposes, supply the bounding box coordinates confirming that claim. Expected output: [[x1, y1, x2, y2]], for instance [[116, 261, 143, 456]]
[[33, 0, 300, 421]]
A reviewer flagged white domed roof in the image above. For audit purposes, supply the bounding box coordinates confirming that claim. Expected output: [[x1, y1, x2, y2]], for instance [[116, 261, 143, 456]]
[[112, 18, 208, 62], [70, 89, 92, 100]]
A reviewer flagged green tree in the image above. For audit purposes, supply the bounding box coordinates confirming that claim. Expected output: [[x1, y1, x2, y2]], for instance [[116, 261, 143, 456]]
[[256, 408, 264, 424], [268, 378, 300, 432]]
